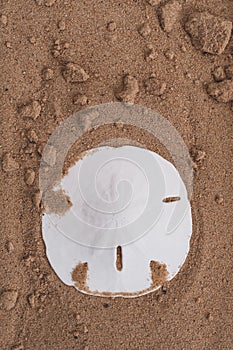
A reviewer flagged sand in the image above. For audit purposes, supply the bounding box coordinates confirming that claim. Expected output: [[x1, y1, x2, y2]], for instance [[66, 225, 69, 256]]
[[0, 0, 232, 349]]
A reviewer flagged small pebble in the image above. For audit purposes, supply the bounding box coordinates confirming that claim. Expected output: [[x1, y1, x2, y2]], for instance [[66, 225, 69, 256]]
[[1, 14, 8, 25], [191, 148, 206, 163], [52, 49, 60, 58], [164, 49, 175, 60], [0, 290, 18, 311], [180, 44, 186, 52], [62, 63, 89, 83], [138, 23, 151, 38], [64, 42, 70, 49], [6, 41, 12, 48], [27, 129, 38, 143], [2, 153, 19, 172], [73, 94, 88, 106], [20, 100, 41, 120], [195, 150, 206, 162], [27, 293, 36, 308], [192, 161, 198, 170], [73, 331, 79, 339], [145, 44, 156, 61], [24, 169, 36, 186], [24, 143, 36, 155], [215, 194, 224, 205], [29, 36, 36, 44], [24, 255, 35, 267], [212, 66, 226, 82], [107, 21, 116, 32], [225, 65, 233, 80], [39, 294, 46, 303], [206, 312, 213, 321], [58, 20, 66, 31], [5, 241, 14, 253], [144, 77, 167, 96], [42, 68, 54, 81], [76, 313, 81, 322], [54, 39, 60, 46], [160, 0, 182, 33], [207, 80, 233, 103], [161, 286, 167, 294], [54, 40, 62, 51], [45, 0, 56, 6], [185, 11, 232, 55], [115, 74, 139, 104]]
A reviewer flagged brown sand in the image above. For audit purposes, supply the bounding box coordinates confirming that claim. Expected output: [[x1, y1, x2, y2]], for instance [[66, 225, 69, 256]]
[[116, 246, 123, 272], [0, 0, 233, 349], [72, 263, 89, 291], [150, 261, 169, 288]]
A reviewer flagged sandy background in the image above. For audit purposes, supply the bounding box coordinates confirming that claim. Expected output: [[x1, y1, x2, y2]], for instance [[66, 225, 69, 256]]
[[0, 0, 232, 349]]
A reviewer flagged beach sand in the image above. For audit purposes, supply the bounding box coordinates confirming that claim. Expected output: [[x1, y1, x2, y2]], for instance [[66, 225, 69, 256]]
[[0, 0, 232, 349]]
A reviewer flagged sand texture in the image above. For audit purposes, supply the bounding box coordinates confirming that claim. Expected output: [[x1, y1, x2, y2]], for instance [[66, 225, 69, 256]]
[[0, 0, 232, 349]]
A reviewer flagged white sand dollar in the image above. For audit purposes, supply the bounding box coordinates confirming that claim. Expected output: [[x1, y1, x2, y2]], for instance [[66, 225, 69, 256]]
[[42, 146, 192, 297]]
